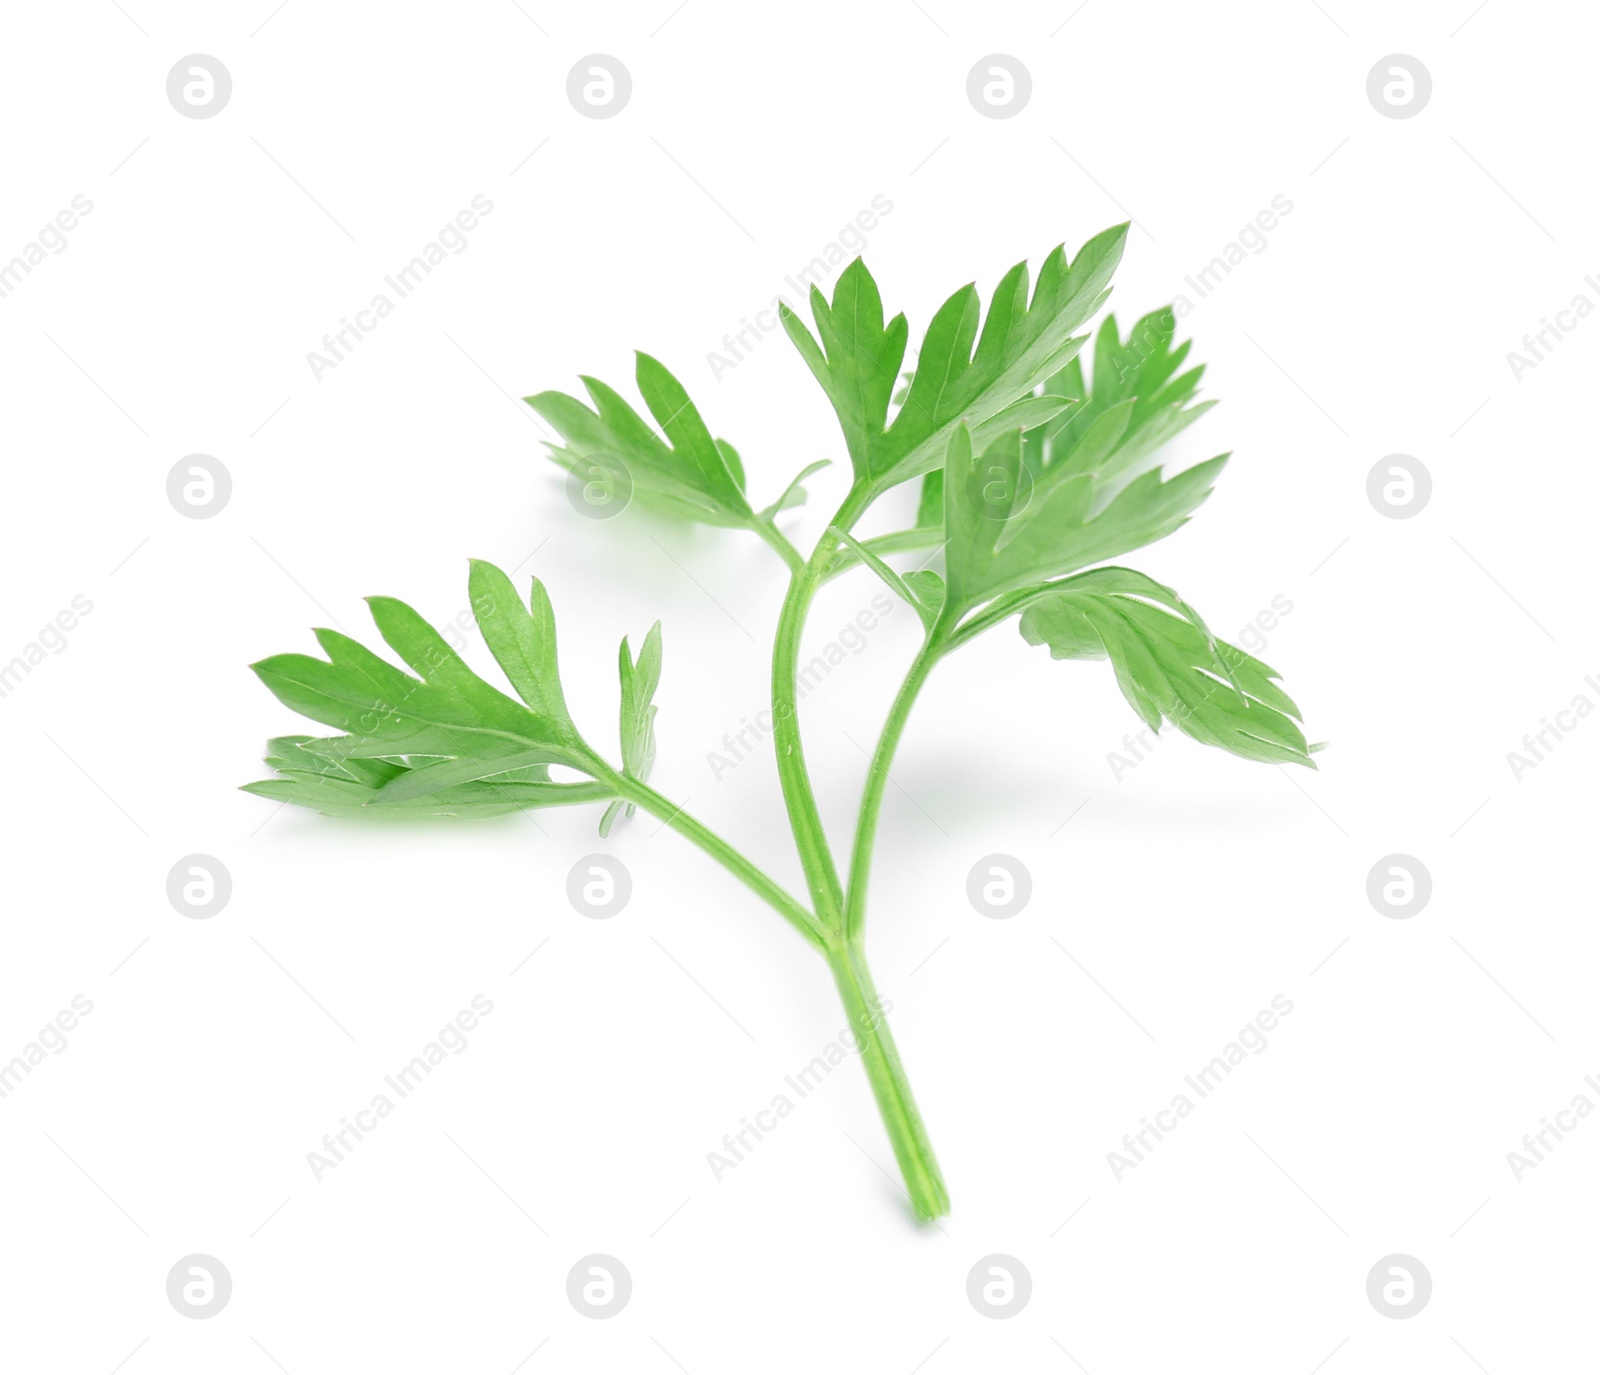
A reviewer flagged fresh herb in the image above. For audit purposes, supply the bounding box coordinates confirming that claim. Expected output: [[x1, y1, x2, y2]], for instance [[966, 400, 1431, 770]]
[[246, 223, 1318, 1221]]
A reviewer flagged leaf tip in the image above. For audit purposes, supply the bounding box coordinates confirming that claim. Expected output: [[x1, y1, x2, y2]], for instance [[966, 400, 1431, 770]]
[[633, 349, 665, 378]]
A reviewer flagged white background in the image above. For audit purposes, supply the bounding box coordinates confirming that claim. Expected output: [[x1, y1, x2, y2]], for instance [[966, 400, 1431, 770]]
[[1, 1, 1594, 1370]]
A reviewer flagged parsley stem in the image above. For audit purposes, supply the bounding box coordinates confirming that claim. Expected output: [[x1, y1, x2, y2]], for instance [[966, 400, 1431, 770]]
[[821, 526, 943, 583], [827, 937, 949, 1221], [773, 486, 950, 1219], [770, 485, 872, 928], [843, 618, 950, 942], [612, 766, 948, 1218], [748, 517, 806, 574], [946, 583, 1062, 649], [608, 774, 828, 952]]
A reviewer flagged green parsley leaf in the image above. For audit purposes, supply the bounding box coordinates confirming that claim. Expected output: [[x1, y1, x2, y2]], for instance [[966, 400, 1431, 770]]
[[913, 306, 1212, 548], [782, 225, 1127, 488], [599, 620, 663, 837], [527, 352, 755, 528], [942, 424, 1228, 612], [466, 558, 574, 726], [246, 564, 619, 814], [1019, 307, 1215, 498], [1018, 567, 1313, 766], [244, 735, 613, 817]]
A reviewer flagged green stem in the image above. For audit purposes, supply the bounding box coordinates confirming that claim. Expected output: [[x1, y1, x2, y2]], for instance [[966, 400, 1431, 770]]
[[822, 527, 943, 584], [843, 621, 949, 941], [770, 485, 950, 1218], [609, 773, 828, 953], [608, 766, 948, 1219], [748, 517, 805, 574], [615, 481, 955, 1219], [946, 580, 1070, 650], [770, 485, 872, 928], [827, 937, 949, 1221]]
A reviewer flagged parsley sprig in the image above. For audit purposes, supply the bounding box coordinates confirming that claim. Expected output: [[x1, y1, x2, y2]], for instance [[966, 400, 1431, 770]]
[[248, 224, 1317, 1221]]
